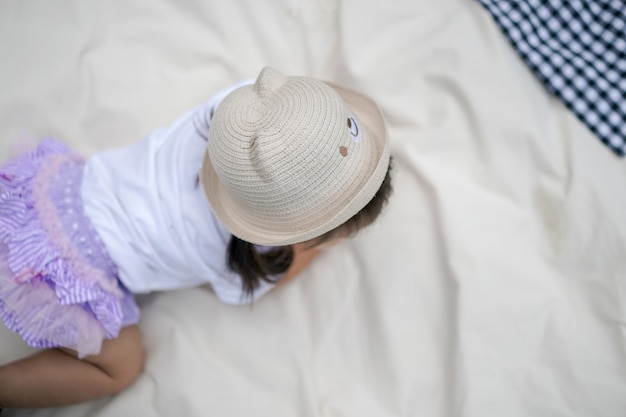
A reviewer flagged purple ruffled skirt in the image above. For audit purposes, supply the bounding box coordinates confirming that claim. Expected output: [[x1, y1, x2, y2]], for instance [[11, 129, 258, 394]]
[[0, 140, 139, 358]]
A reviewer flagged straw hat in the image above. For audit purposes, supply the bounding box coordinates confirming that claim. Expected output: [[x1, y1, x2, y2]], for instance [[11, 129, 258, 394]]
[[200, 67, 390, 246]]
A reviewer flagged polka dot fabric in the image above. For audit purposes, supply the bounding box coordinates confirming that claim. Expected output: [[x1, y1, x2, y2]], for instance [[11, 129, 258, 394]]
[[478, 0, 626, 156]]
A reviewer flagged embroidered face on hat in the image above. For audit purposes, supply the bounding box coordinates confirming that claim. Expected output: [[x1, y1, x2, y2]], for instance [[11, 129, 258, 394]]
[[200, 66, 390, 246]]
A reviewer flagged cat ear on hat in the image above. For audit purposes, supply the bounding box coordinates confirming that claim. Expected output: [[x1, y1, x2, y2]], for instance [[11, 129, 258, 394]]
[[254, 67, 288, 96]]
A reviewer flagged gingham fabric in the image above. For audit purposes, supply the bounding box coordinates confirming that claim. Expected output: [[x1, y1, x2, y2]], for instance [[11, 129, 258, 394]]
[[477, 0, 626, 157]]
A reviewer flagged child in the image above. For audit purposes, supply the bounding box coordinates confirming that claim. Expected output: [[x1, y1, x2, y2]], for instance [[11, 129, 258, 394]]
[[0, 67, 392, 409]]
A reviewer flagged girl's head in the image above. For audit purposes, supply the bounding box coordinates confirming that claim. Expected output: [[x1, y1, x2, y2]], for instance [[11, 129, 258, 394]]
[[201, 66, 390, 246], [200, 67, 392, 296]]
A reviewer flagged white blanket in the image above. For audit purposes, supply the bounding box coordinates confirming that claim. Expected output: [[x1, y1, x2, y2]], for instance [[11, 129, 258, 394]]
[[1, 0, 625, 416]]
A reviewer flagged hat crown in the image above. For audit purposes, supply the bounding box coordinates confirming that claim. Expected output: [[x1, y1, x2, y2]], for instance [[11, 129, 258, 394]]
[[209, 67, 352, 208]]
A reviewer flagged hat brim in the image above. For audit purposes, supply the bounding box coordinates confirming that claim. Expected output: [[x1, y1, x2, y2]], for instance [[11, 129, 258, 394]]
[[200, 81, 390, 246]]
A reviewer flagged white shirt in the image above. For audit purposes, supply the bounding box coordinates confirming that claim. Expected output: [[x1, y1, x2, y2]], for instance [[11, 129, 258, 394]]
[[81, 80, 275, 305]]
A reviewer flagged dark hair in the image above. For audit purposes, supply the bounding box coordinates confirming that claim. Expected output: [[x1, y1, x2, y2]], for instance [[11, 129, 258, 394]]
[[227, 158, 393, 299]]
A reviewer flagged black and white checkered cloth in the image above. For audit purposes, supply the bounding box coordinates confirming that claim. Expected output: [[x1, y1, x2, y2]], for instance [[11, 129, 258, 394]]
[[477, 0, 626, 157]]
